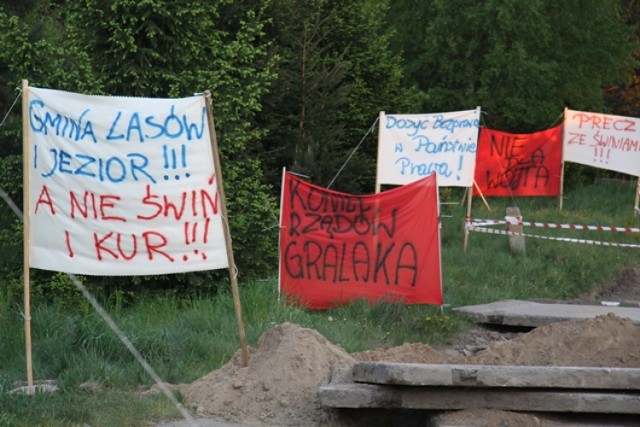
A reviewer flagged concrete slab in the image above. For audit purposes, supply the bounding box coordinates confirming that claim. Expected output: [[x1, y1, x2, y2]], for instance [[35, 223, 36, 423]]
[[352, 362, 640, 390], [452, 300, 640, 327], [318, 383, 640, 414]]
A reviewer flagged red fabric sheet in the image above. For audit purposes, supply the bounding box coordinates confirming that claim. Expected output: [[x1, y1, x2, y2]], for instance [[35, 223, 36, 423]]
[[279, 171, 442, 309], [474, 125, 563, 197]]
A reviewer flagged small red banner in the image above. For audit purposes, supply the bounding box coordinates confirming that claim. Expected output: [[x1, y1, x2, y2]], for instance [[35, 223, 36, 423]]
[[279, 171, 443, 309], [474, 125, 563, 197]]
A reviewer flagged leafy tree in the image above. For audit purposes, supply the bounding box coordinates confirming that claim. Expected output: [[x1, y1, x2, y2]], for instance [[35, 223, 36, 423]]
[[0, 1, 99, 156], [604, 0, 640, 118], [389, 0, 637, 132], [258, 0, 417, 194]]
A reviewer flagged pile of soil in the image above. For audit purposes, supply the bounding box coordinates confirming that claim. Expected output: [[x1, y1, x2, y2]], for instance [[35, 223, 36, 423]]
[[180, 323, 356, 426], [178, 266, 640, 426], [353, 313, 640, 368]]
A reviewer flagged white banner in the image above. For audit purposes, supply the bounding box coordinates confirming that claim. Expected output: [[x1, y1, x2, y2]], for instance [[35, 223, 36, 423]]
[[563, 109, 640, 177], [376, 109, 480, 187], [27, 87, 229, 275]]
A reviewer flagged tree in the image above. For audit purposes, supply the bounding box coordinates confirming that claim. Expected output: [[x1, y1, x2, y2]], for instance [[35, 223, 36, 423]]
[[0, 0, 100, 156], [389, 0, 637, 132], [604, 0, 640, 118], [258, 0, 417, 194]]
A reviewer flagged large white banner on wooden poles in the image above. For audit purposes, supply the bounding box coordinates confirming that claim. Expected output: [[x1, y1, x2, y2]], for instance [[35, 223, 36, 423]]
[[563, 109, 640, 177], [376, 109, 481, 187], [27, 86, 229, 275]]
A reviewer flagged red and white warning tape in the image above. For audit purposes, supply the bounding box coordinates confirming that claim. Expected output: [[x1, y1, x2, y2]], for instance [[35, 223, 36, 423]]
[[466, 224, 640, 249], [466, 216, 640, 248], [468, 217, 640, 234]]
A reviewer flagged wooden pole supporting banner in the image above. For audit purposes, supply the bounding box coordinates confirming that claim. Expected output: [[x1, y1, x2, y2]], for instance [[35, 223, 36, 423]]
[[634, 176, 640, 216], [463, 186, 473, 252], [374, 112, 384, 194], [558, 162, 565, 211], [558, 108, 567, 211], [464, 106, 483, 252], [204, 91, 250, 367], [473, 180, 491, 211], [22, 79, 33, 386], [278, 167, 287, 304]]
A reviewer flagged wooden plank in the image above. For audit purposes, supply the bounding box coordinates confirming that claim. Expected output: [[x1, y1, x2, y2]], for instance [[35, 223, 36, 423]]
[[319, 383, 640, 414], [353, 362, 640, 390]]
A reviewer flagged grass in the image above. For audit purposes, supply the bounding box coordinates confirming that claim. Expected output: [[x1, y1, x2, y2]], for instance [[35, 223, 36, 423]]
[[1, 179, 639, 425], [0, 391, 177, 427]]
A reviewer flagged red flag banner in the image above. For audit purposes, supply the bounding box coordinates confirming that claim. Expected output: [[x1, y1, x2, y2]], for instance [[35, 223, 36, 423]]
[[279, 171, 442, 309], [474, 125, 563, 197]]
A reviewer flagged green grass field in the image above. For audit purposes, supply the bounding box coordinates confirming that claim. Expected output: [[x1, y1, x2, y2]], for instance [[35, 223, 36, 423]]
[[1, 180, 639, 426]]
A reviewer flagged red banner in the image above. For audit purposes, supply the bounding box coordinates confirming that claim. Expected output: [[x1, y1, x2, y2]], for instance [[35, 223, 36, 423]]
[[279, 171, 442, 309], [474, 125, 563, 197]]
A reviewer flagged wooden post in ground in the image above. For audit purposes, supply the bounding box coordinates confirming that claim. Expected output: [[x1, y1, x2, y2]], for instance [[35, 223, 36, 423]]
[[463, 187, 473, 252], [22, 79, 34, 386], [375, 112, 384, 194], [506, 207, 526, 255], [634, 176, 639, 216], [204, 91, 250, 367], [473, 180, 491, 211], [558, 107, 568, 211]]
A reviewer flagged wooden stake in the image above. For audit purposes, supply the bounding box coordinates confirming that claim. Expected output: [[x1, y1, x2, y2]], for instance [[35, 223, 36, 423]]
[[464, 106, 482, 252], [374, 112, 384, 194], [558, 162, 565, 211], [558, 108, 567, 211], [473, 180, 491, 211], [634, 176, 640, 216], [22, 79, 33, 386], [506, 207, 526, 255], [463, 186, 473, 252], [203, 91, 250, 367], [278, 167, 286, 304]]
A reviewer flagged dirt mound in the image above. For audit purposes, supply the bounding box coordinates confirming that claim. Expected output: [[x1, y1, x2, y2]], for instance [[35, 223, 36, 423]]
[[353, 314, 640, 368], [180, 322, 355, 426], [470, 313, 640, 367]]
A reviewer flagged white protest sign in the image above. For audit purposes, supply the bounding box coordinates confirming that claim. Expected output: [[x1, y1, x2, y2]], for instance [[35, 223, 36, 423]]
[[27, 86, 229, 275], [376, 109, 480, 187], [563, 109, 640, 177]]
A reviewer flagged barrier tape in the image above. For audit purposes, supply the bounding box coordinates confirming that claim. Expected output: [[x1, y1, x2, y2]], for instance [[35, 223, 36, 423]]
[[468, 217, 640, 234], [466, 223, 640, 249]]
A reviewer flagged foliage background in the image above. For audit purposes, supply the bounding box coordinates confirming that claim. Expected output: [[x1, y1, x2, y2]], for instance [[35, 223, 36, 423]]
[[0, 0, 637, 297]]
